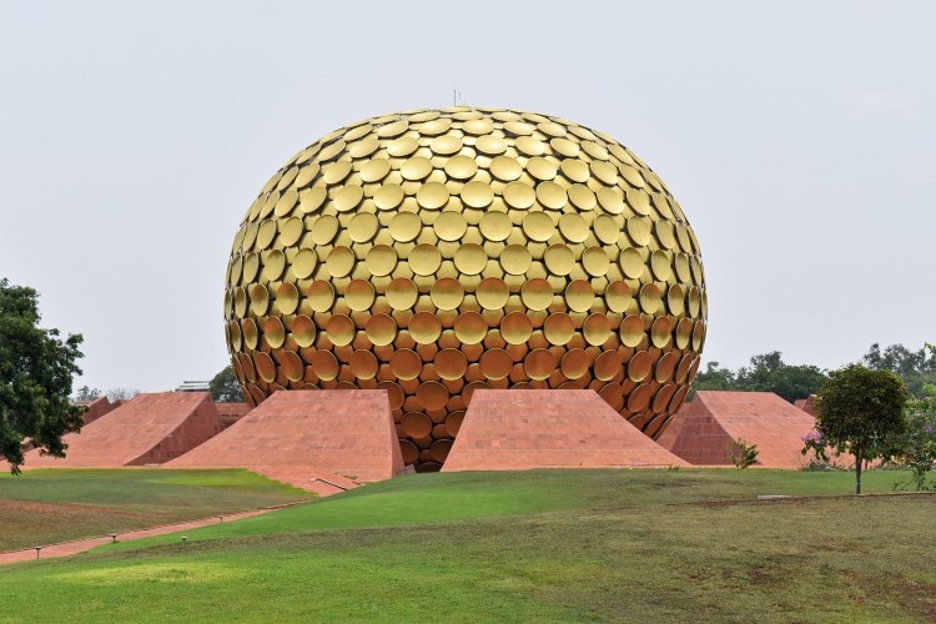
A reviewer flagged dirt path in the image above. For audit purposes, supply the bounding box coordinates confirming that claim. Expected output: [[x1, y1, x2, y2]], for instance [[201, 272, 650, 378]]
[[0, 502, 304, 566]]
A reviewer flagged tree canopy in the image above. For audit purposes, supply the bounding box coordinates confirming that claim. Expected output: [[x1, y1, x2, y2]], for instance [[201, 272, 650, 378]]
[[862, 343, 936, 398], [210, 365, 243, 403], [0, 278, 84, 473], [692, 351, 827, 403], [815, 364, 911, 494]]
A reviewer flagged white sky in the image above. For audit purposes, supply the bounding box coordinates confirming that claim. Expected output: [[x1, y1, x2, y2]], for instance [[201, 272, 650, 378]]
[[1, 1, 934, 392]]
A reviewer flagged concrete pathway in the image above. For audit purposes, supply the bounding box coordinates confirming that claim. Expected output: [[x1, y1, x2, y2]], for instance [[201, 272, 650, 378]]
[[0, 502, 303, 566]]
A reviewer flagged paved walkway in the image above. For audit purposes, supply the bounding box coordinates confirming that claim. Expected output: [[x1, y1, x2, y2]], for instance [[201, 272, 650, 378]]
[[0, 502, 303, 566]]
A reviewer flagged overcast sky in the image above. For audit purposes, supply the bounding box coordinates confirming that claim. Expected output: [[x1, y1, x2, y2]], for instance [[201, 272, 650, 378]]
[[1, 1, 933, 392]]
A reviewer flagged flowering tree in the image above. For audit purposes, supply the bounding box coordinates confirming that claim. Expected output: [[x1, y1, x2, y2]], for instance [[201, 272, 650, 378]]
[[900, 384, 936, 490]]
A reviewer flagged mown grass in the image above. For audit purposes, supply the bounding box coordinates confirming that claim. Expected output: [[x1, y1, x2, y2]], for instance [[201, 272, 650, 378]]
[[0, 469, 311, 551], [1, 469, 933, 622]]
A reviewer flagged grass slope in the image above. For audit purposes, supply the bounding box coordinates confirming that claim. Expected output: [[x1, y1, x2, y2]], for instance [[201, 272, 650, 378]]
[[1, 469, 934, 623], [0, 469, 311, 551]]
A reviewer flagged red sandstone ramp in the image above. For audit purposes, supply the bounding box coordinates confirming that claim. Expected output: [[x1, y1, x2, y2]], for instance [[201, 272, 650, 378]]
[[75, 396, 120, 426], [165, 390, 404, 485], [441, 389, 689, 471], [23, 393, 224, 468], [657, 391, 817, 469]]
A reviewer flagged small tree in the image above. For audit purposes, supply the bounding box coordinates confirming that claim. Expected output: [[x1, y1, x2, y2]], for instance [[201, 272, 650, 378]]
[[728, 437, 759, 469], [73, 385, 102, 402], [815, 364, 911, 494], [209, 365, 243, 402], [0, 278, 84, 474], [105, 387, 140, 402], [898, 384, 936, 491]]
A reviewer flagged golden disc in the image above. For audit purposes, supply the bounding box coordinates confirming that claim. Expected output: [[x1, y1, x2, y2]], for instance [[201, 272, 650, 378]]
[[366, 244, 397, 277], [346, 279, 375, 311], [591, 160, 618, 185], [241, 318, 258, 350], [675, 253, 691, 282], [495, 246, 529, 277], [479, 211, 513, 242], [299, 186, 327, 214], [435, 349, 468, 381], [434, 211, 468, 241], [325, 314, 355, 347], [348, 137, 379, 158], [597, 187, 624, 215], [409, 243, 442, 276], [593, 214, 620, 245], [477, 277, 509, 309], [489, 156, 523, 181], [416, 182, 450, 209], [693, 320, 705, 350], [292, 248, 317, 279], [279, 216, 303, 246], [479, 349, 513, 380], [326, 246, 355, 278], [348, 212, 379, 243], [503, 181, 536, 209], [418, 118, 451, 136], [676, 317, 693, 349], [454, 243, 488, 275], [430, 277, 465, 310], [242, 253, 260, 282], [250, 283, 270, 316], [688, 286, 702, 317], [238, 352, 255, 383], [254, 352, 276, 383], [263, 316, 286, 349], [534, 180, 566, 211], [565, 280, 594, 312], [387, 277, 419, 310], [256, 221, 277, 250], [521, 278, 553, 311], [390, 349, 422, 380], [655, 351, 678, 383], [430, 134, 463, 155], [416, 381, 449, 411], [308, 280, 335, 313], [627, 215, 652, 246], [275, 282, 299, 315], [583, 313, 612, 346], [376, 119, 408, 138], [454, 311, 487, 344], [430, 439, 454, 464], [605, 281, 633, 313], [387, 136, 418, 157], [537, 120, 566, 137], [401, 156, 433, 181], [594, 350, 623, 381], [503, 120, 534, 136], [501, 311, 533, 344], [620, 163, 645, 188], [409, 311, 442, 344], [522, 211, 555, 242], [561, 160, 590, 184], [543, 313, 575, 345], [582, 247, 610, 277], [561, 349, 590, 379], [627, 384, 653, 413], [377, 380, 405, 411], [273, 189, 299, 217], [620, 314, 644, 348], [653, 384, 677, 413], [627, 188, 652, 216], [524, 349, 556, 381], [374, 184, 405, 211], [388, 211, 422, 243], [675, 354, 693, 384], [628, 350, 653, 382], [558, 213, 588, 243], [475, 135, 507, 155], [364, 312, 397, 347], [229, 320, 242, 351], [581, 140, 609, 160], [461, 181, 494, 208], [515, 135, 546, 156], [444, 155, 478, 180], [291, 315, 316, 348], [310, 214, 339, 244], [401, 412, 433, 438], [619, 247, 644, 279], [360, 159, 391, 183], [651, 317, 672, 348], [639, 283, 663, 314], [263, 249, 286, 280], [526, 157, 557, 181], [463, 119, 494, 135], [550, 137, 579, 158], [399, 439, 419, 464], [667, 284, 686, 316], [322, 160, 352, 184], [544, 243, 575, 276], [651, 250, 673, 281], [309, 350, 339, 381], [349, 350, 379, 380], [295, 163, 320, 188]]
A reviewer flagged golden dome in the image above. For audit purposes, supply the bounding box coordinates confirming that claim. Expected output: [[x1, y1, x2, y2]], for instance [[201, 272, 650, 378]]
[[224, 107, 707, 472]]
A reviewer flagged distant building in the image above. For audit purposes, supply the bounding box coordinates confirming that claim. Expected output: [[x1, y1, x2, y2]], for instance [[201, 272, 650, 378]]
[[175, 380, 210, 393]]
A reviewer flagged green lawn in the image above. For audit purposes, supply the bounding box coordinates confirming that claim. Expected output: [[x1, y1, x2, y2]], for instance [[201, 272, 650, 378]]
[[0, 469, 311, 551], [1, 469, 934, 622]]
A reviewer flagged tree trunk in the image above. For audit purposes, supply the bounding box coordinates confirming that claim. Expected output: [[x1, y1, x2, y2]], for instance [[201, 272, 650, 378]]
[[854, 443, 863, 495]]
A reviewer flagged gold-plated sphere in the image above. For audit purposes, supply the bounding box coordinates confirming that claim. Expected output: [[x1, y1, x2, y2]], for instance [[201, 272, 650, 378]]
[[224, 107, 707, 472]]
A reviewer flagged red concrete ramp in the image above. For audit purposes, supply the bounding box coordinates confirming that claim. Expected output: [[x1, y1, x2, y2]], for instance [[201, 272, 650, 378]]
[[165, 390, 404, 485], [657, 391, 817, 468], [23, 393, 224, 468], [76, 396, 120, 426], [441, 389, 689, 471]]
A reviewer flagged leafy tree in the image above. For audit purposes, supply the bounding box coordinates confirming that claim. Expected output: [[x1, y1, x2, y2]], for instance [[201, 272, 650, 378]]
[[73, 385, 102, 402], [0, 278, 84, 474], [210, 365, 243, 402], [692, 351, 826, 403], [106, 387, 140, 402], [863, 342, 936, 398], [896, 384, 936, 491], [815, 364, 911, 494], [690, 361, 736, 396], [728, 437, 759, 469]]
